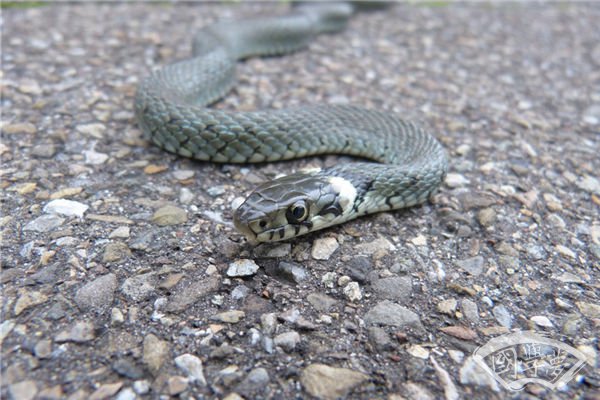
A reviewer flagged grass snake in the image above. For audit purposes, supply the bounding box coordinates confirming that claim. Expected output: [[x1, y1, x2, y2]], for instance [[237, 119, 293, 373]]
[[135, 3, 448, 243]]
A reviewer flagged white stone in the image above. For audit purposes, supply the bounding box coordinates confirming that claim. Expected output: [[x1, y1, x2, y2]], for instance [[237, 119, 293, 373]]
[[43, 199, 88, 218]]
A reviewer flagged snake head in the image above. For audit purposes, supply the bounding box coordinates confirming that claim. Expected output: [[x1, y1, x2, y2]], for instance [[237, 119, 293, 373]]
[[233, 169, 357, 243]]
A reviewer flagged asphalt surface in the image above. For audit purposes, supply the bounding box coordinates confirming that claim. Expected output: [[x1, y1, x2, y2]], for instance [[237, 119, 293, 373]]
[[1, 2, 599, 400]]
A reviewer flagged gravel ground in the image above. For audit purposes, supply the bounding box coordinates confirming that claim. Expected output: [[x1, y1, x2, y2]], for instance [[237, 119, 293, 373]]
[[2, 2, 599, 400]]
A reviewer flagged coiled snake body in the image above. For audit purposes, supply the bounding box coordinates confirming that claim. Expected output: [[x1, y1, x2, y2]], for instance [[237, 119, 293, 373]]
[[135, 3, 448, 243]]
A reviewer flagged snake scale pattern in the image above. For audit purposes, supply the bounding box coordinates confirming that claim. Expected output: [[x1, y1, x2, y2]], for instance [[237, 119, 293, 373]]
[[135, 3, 448, 243]]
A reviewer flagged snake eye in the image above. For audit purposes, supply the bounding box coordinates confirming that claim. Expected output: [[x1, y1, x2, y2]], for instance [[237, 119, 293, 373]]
[[286, 201, 308, 223], [259, 220, 267, 228]]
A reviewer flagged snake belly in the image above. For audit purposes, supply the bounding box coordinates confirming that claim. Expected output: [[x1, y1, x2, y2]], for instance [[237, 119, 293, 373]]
[[134, 3, 448, 243]]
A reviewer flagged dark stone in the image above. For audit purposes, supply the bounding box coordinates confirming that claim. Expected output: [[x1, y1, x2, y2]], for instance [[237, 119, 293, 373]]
[[113, 358, 145, 379], [345, 256, 373, 283]]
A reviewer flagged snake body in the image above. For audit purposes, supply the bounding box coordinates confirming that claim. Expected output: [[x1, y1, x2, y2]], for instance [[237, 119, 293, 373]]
[[135, 3, 448, 243]]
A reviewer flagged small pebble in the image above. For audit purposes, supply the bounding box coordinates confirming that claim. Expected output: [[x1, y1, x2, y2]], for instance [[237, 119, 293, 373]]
[[274, 331, 301, 351], [90, 382, 123, 400], [227, 259, 259, 277], [364, 300, 422, 329], [455, 256, 484, 276], [437, 298, 458, 315], [168, 376, 189, 395], [300, 364, 368, 400], [531, 315, 554, 328], [173, 169, 195, 180], [445, 173, 470, 188], [83, 149, 109, 164], [311, 237, 339, 260], [492, 304, 513, 328], [151, 205, 187, 226], [24, 214, 65, 232], [174, 353, 206, 385], [55, 321, 95, 343], [343, 281, 362, 302], [74, 273, 117, 313], [143, 334, 169, 375], [77, 123, 106, 138], [212, 310, 245, 323], [109, 226, 130, 239]]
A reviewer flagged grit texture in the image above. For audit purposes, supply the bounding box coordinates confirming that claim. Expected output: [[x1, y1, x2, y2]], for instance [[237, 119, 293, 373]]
[[1, 3, 599, 399]]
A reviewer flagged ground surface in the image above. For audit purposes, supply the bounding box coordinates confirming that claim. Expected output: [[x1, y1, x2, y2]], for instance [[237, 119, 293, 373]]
[[1, 2, 599, 400]]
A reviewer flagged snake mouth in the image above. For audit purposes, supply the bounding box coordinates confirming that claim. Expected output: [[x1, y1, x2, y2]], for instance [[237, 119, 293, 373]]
[[232, 216, 259, 244]]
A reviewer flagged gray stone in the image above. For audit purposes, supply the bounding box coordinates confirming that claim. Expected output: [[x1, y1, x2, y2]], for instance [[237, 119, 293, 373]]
[[174, 353, 206, 385], [266, 261, 307, 283], [476, 208, 496, 226], [345, 256, 372, 283], [34, 339, 52, 359], [212, 310, 245, 323], [206, 185, 226, 196], [179, 187, 195, 204], [115, 388, 137, 400], [235, 368, 270, 397], [371, 276, 412, 302], [343, 281, 362, 302], [260, 313, 277, 335], [31, 143, 56, 158], [13, 289, 48, 316], [133, 380, 150, 395], [165, 276, 220, 312], [274, 331, 300, 351], [75, 273, 117, 313], [173, 169, 195, 180], [367, 326, 393, 351], [354, 236, 396, 255], [254, 243, 292, 258], [90, 382, 123, 400], [498, 255, 520, 271], [24, 214, 65, 232], [113, 358, 145, 379], [83, 149, 109, 165], [143, 334, 169, 376], [307, 293, 338, 312], [461, 299, 479, 322], [492, 304, 513, 328], [152, 205, 187, 226], [546, 213, 566, 229], [231, 284, 250, 301], [437, 298, 458, 315], [77, 123, 106, 137], [109, 226, 130, 239], [168, 376, 189, 395], [577, 175, 600, 195], [455, 256, 484, 276], [121, 273, 157, 302], [102, 242, 132, 263], [364, 300, 422, 330], [445, 173, 470, 188], [311, 237, 339, 260], [300, 364, 368, 400], [459, 357, 500, 391], [129, 230, 156, 251], [8, 380, 38, 400], [227, 259, 259, 277], [55, 321, 95, 343], [590, 244, 600, 261], [526, 244, 547, 260]]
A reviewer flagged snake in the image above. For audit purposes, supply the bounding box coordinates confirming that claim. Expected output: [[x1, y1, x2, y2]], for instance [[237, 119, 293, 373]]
[[134, 3, 448, 243]]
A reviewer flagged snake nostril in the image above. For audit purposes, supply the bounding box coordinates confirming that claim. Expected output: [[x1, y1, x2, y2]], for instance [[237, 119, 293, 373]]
[[259, 220, 267, 228]]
